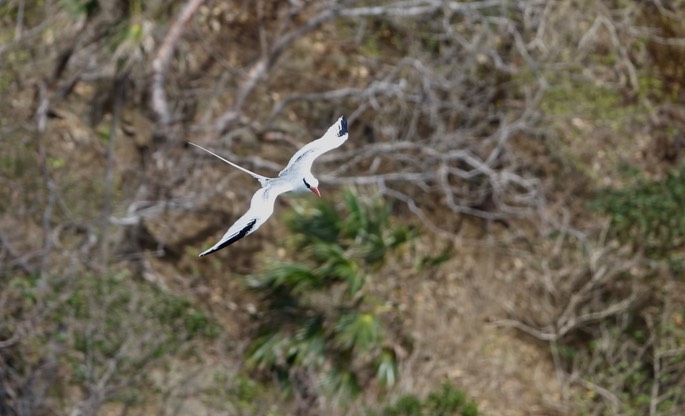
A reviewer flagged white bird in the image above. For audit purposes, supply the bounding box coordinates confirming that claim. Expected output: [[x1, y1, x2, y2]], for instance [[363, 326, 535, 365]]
[[190, 116, 348, 257]]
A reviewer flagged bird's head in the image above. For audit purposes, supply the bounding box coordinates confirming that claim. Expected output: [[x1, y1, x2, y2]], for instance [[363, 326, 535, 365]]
[[302, 174, 320, 197]]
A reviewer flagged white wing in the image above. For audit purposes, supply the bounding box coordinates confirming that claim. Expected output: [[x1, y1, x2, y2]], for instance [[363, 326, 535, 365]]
[[189, 142, 270, 185], [278, 116, 348, 178], [199, 186, 283, 256]]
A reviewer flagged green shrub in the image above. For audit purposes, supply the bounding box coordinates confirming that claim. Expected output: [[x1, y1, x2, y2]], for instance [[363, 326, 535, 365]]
[[245, 189, 414, 402], [380, 382, 478, 416], [2, 270, 219, 413], [591, 164, 685, 265]]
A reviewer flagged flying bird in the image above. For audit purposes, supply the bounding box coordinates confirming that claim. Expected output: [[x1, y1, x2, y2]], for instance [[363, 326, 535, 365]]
[[190, 116, 348, 257]]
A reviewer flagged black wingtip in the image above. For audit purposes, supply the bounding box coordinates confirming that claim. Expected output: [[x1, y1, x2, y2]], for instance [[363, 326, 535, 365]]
[[337, 116, 348, 137], [198, 218, 257, 257]]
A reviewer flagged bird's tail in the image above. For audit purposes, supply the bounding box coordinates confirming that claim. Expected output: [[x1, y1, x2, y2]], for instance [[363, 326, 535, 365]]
[[188, 142, 270, 183]]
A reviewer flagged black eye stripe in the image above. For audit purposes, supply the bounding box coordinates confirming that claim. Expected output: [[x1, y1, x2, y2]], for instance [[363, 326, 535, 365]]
[[303, 178, 310, 188]]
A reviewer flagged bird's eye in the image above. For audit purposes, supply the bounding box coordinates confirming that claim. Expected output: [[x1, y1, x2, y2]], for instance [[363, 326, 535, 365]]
[[302, 178, 310, 189]]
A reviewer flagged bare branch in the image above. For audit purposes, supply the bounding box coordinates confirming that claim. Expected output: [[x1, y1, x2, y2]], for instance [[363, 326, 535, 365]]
[[338, 0, 506, 18], [573, 376, 622, 414], [15, 0, 25, 39], [0, 334, 18, 349], [213, 6, 340, 135], [491, 318, 558, 342], [151, 0, 206, 127]]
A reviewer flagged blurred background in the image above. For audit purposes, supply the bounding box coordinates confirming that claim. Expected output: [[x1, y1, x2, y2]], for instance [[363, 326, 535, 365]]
[[1, 0, 685, 415]]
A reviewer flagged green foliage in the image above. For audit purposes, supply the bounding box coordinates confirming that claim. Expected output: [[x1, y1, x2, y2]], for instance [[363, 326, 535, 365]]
[[376, 347, 399, 386], [8, 274, 40, 303], [416, 246, 453, 270], [201, 371, 288, 415], [245, 189, 414, 402], [335, 312, 381, 350], [378, 382, 478, 416], [541, 71, 629, 125], [320, 367, 362, 401], [61, 0, 100, 17], [2, 270, 219, 412], [286, 188, 413, 263], [591, 164, 685, 264], [571, 317, 685, 416]]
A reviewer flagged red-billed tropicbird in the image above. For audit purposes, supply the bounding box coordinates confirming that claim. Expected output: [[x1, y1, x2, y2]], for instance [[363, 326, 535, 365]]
[[190, 116, 348, 257]]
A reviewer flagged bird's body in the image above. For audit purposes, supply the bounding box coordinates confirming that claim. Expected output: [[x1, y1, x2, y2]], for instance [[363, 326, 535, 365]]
[[190, 116, 348, 256]]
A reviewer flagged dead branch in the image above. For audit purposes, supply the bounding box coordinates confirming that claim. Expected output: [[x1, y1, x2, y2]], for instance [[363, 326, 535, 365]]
[[495, 289, 641, 342], [338, 0, 507, 18], [271, 52, 546, 221], [213, 6, 340, 136], [151, 0, 206, 127], [15, 0, 25, 39], [0, 334, 18, 349]]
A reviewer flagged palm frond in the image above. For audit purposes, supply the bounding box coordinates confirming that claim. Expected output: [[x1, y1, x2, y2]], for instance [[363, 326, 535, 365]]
[[334, 312, 381, 351], [244, 187, 416, 401]]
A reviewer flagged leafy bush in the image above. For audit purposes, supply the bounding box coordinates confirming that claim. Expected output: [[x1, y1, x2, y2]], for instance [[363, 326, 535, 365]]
[[1, 270, 219, 414], [378, 382, 478, 416], [245, 189, 414, 402], [566, 309, 685, 416], [591, 164, 685, 269]]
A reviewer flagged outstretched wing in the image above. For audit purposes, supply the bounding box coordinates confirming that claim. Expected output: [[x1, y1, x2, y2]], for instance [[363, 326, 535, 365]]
[[278, 116, 348, 177], [199, 216, 258, 257], [199, 187, 281, 256], [189, 142, 270, 185]]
